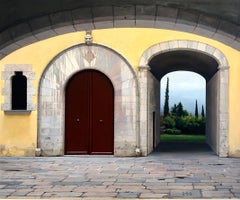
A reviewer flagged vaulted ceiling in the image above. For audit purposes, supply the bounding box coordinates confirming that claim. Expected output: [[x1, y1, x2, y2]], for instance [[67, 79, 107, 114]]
[[149, 50, 218, 81], [0, 0, 240, 59]]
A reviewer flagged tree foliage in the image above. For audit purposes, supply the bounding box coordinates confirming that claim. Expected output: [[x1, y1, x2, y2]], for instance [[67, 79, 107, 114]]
[[161, 79, 205, 135], [201, 105, 205, 117], [163, 101, 205, 135], [195, 99, 199, 118], [163, 77, 169, 117], [171, 102, 188, 117], [163, 116, 175, 128]]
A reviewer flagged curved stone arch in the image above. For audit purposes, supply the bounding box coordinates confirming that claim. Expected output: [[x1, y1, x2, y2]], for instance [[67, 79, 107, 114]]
[[139, 40, 229, 157], [1, 4, 240, 59], [139, 40, 229, 68], [38, 43, 140, 156]]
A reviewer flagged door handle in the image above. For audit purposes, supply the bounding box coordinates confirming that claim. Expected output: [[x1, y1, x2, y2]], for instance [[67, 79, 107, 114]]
[[99, 119, 103, 123], [76, 118, 80, 122]]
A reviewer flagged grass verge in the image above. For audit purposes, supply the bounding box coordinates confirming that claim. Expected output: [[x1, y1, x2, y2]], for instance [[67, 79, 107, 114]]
[[160, 134, 205, 143]]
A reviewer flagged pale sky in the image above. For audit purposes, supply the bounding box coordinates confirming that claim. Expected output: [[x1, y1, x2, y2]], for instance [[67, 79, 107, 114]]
[[160, 71, 206, 114]]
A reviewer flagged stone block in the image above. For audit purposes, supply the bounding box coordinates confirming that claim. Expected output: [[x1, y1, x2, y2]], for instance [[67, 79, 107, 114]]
[[212, 32, 235, 47], [194, 26, 215, 38], [218, 21, 240, 39], [136, 5, 156, 27], [140, 193, 169, 198], [11, 189, 34, 196], [74, 23, 94, 32], [117, 192, 139, 198], [114, 5, 135, 27], [1, 86, 9, 96], [15, 35, 38, 47], [174, 23, 195, 33], [29, 15, 52, 34], [169, 41, 179, 49], [178, 40, 188, 49], [1, 72, 13, 80], [136, 5, 156, 19], [197, 42, 207, 52], [0, 52, 5, 59], [27, 104, 36, 111], [160, 42, 170, 51], [50, 11, 73, 28], [170, 189, 202, 198], [213, 48, 224, 61], [54, 25, 76, 34], [197, 15, 219, 33], [155, 20, 175, 30], [149, 44, 161, 56], [1, 103, 10, 111], [8, 23, 32, 41], [202, 190, 234, 198], [176, 10, 199, 26], [136, 19, 155, 28], [24, 71, 36, 80], [187, 40, 198, 49], [72, 7, 93, 25], [0, 30, 12, 49], [139, 56, 148, 66], [34, 29, 57, 40], [230, 39, 240, 51], [0, 42, 20, 55], [94, 21, 113, 29], [205, 45, 216, 55], [156, 6, 178, 21], [4, 64, 32, 71], [92, 6, 113, 22]]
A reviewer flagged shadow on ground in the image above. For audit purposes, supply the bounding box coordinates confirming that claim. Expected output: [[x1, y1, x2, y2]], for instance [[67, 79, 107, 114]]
[[152, 142, 212, 153]]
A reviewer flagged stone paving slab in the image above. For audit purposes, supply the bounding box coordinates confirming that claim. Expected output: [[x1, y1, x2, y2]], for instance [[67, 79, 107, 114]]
[[0, 150, 240, 199]]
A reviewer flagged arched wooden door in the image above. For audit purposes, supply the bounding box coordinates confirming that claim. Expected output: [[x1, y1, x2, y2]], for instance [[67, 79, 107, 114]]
[[65, 70, 114, 155]]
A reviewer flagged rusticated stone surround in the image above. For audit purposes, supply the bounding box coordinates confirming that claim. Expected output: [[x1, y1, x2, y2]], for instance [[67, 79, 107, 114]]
[[1, 64, 36, 112], [139, 40, 229, 157], [38, 44, 139, 156]]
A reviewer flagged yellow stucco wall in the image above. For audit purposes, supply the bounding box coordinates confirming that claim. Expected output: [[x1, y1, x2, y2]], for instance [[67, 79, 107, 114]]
[[0, 28, 239, 156]]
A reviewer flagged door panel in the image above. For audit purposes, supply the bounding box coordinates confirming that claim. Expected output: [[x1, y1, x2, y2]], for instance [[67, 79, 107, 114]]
[[91, 71, 114, 154], [65, 71, 90, 154], [65, 70, 114, 155]]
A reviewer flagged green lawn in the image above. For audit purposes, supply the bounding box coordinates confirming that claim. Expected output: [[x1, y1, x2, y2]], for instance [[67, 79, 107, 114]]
[[160, 134, 206, 143]]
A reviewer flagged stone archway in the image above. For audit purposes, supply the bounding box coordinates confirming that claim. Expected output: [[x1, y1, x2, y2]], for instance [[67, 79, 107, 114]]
[[38, 43, 140, 156], [139, 40, 229, 157]]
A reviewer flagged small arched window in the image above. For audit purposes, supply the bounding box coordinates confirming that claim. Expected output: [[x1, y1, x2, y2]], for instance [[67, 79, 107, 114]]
[[1, 64, 36, 113], [11, 71, 27, 110]]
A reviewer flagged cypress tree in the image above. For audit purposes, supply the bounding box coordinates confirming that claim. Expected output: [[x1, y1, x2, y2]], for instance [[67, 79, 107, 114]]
[[163, 77, 169, 116], [176, 102, 184, 117], [195, 100, 199, 118], [201, 105, 205, 117]]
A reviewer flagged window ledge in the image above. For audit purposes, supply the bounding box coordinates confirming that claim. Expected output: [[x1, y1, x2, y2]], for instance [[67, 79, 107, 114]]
[[4, 110, 32, 115]]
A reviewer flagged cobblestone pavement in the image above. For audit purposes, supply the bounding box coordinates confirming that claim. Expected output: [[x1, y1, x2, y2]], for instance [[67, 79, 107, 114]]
[[0, 146, 240, 199]]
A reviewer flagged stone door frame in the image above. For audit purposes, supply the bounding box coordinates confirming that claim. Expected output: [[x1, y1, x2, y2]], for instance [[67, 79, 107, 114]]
[[37, 43, 140, 156]]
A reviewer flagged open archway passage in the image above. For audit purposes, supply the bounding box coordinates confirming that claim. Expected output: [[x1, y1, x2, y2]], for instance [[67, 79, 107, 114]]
[[149, 49, 221, 155], [65, 70, 114, 155]]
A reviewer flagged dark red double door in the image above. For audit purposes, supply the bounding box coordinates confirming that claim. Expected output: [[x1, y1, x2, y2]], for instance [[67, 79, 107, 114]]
[[65, 70, 114, 155]]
